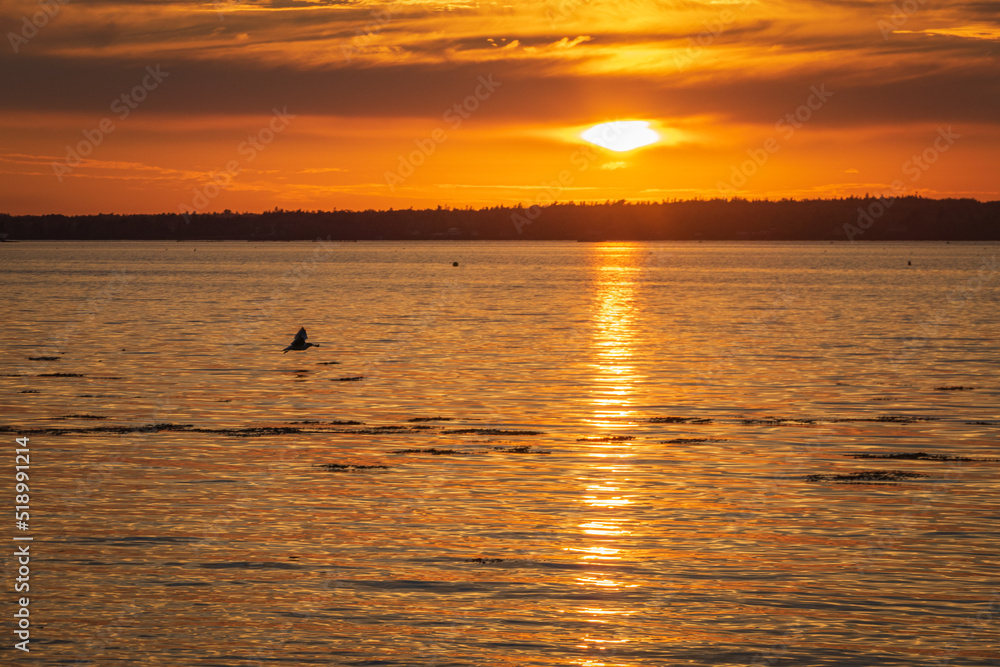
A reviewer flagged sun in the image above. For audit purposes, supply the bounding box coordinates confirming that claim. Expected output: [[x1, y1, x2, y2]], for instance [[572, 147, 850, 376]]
[[582, 120, 660, 152]]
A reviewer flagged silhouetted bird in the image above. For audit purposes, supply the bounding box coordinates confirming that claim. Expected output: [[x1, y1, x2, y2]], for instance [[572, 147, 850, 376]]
[[283, 327, 319, 353]]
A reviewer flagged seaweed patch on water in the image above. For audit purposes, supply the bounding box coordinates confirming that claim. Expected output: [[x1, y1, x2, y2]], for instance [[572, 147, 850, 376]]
[[28, 356, 60, 361], [8, 422, 195, 436], [829, 414, 938, 424], [966, 421, 1000, 426], [464, 557, 505, 564], [199, 561, 300, 570], [492, 445, 550, 454], [38, 372, 85, 377], [741, 416, 817, 425], [934, 386, 976, 391], [735, 414, 939, 425], [317, 463, 392, 472], [660, 438, 728, 444], [442, 428, 544, 436], [2, 419, 527, 440], [646, 416, 713, 424], [332, 376, 365, 382], [408, 417, 455, 422], [805, 470, 928, 484], [290, 420, 365, 426], [3, 421, 381, 438], [391, 448, 475, 455], [577, 435, 635, 442], [214, 426, 313, 437], [876, 414, 937, 423], [20, 390, 39, 394], [316, 361, 341, 365], [847, 451, 999, 462], [341, 425, 428, 435]]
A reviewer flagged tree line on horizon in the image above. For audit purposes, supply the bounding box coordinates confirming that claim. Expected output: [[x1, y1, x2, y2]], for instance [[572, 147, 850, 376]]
[[1, 197, 998, 241]]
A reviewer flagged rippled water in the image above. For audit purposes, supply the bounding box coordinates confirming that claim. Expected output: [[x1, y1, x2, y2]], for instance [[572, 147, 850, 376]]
[[2, 240, 999, 665]]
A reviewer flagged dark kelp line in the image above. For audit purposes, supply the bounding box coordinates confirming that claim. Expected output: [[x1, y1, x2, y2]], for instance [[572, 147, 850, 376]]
[[317, 463, 392, 472], [738, 414, 940, 425], [0, 422, 433, 437], [661, 438, 728, 444], [646, 417, 713, 424], [805, 470, 929, 484], [847, 452, 1000, 462], [441, 429, 545, 436], [2, 410, 985, 438], [392, 448, 476, 455], [492, 445, 550, 454], [389, 445, 549, 455]]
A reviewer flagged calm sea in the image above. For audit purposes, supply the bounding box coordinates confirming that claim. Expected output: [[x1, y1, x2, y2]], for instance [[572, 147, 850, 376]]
[[2, 241, 999, 666]]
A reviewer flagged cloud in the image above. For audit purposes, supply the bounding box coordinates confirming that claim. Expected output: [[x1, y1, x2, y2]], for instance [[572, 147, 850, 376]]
[[894, 26, 1000, 41], [1, 0, 997, 212]]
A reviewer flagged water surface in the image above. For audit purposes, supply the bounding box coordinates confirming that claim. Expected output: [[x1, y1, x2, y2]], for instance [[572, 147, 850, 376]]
[[2, 241, 998, 665]]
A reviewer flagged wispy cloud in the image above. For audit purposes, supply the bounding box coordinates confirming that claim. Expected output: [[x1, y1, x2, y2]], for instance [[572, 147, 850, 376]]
[[1, 0, 997, 212]]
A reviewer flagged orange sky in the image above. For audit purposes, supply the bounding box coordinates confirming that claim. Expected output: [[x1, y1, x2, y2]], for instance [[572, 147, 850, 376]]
[[1, 0, 998, 214]]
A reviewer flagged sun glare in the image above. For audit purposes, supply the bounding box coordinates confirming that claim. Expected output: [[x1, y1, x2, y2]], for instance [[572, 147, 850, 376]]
[[582, 121, 660, 152]]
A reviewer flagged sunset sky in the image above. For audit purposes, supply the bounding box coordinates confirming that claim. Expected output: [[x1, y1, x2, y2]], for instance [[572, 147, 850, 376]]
[[1, 0, 997, 215]]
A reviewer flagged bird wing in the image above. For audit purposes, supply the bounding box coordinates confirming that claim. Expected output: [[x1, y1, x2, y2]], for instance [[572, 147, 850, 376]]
[[292, 327, 307, 345]]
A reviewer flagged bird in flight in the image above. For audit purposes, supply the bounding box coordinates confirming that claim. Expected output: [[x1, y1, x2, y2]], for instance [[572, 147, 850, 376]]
[[283, 327, 319, 353]]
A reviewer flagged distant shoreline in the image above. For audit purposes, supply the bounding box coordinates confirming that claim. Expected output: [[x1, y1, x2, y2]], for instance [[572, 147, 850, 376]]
[[3, 197, 998, 241]]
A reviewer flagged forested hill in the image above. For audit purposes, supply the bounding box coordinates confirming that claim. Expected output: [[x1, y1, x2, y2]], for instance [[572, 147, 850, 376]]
[[2, 197, 998, 241]]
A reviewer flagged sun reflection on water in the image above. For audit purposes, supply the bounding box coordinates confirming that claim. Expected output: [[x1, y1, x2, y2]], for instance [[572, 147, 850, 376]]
[[587, 246, 643, 428], [571, 244, 648, 663]]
